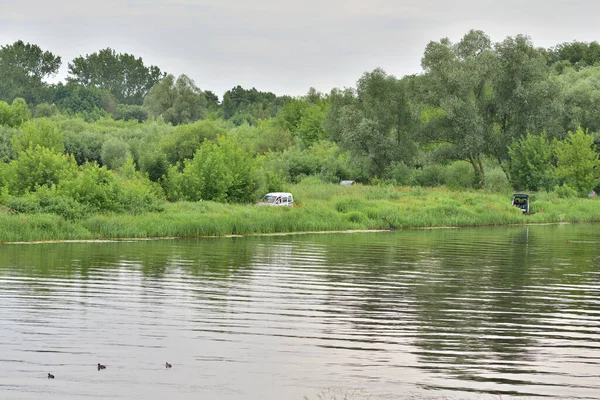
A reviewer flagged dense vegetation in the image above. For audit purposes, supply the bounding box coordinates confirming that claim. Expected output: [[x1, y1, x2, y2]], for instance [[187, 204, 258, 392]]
[[1, 30, 600, 237]]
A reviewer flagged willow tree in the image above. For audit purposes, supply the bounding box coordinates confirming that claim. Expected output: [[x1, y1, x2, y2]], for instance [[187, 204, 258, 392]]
[[324, 68, 416, 178], [418, 30, 497, 188]]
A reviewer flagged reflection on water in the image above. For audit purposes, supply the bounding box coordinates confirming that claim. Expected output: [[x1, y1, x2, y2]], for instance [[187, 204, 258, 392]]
[[1, 224, 599, 399]]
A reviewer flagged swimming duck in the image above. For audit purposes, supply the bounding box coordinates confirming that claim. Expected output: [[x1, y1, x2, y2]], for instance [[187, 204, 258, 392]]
[[165, 362, 172, 368], [47, 373, 55, 379], [97, 363, 106, 370]]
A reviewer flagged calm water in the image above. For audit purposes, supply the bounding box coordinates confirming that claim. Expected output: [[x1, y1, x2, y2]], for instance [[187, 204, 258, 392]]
[[1, 224, 599, 400]]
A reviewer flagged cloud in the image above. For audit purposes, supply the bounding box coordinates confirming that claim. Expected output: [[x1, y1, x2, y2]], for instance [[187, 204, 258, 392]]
[[1, 0, 600, 96]]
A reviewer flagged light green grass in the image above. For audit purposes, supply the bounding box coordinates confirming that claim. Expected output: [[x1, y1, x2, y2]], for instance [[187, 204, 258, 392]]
[[1, 183, 599, 242]]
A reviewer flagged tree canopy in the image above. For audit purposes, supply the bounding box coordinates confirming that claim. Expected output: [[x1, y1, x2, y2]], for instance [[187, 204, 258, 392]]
[[67, 48, 164, 105]]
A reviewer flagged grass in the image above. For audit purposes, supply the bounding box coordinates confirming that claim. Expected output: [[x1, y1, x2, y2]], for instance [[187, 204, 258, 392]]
[[1, 182, 599, 242]]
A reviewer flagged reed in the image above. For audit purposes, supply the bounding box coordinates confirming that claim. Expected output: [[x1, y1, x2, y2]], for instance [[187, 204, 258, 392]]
[[1, 183, 599, 242]]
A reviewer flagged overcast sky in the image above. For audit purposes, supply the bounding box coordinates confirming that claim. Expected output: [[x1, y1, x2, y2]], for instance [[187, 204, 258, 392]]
[[0, 0, 597, 98]]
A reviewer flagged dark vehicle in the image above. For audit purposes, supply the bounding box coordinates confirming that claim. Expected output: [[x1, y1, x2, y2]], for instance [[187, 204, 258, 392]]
[[512, 193, 529, 214]]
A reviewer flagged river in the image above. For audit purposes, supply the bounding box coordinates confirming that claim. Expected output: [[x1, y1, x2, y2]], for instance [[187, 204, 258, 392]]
[[1, 224, 599, 399]]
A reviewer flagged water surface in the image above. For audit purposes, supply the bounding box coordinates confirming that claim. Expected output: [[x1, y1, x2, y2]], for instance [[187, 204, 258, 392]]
[[1, 224, 599, 399]]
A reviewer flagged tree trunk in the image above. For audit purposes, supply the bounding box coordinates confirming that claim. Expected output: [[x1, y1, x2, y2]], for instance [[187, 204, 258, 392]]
[[468, 155, 485, 189]]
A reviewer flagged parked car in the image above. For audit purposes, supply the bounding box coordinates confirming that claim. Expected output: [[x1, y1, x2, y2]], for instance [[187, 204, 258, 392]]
[[257, 192, 294, 207]]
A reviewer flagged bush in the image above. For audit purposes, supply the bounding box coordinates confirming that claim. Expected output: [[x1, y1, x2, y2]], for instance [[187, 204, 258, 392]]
[[484, 168, 512, 193], [416, 164, 446, 187], [101, 137, 131, 170], [445, 161, 475, 190], [4, 147, 78, 195], [34, 103, 58, 118], [388, 162, 416, 186], [554, 183, 579, 198], [113, 104, 149, 123]]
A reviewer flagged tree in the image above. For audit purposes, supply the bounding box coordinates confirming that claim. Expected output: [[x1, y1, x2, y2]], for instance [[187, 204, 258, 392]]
[[555, 127, 600, 196], [101, 137, 132, 170], [507, 132, 556, 191], [52, 82, 115, 119], [67, 48, 164, 105], [418, 30, 496, 187], [0, 98, 31, 127], [492, 34, 562, 151], [4, 146, 77, 195], [0, 40, 61, 104], [556, 65, 600, 134], [144, 74, 207, 125], [11, 119, 64, 154], [325, 68, 415, 177], [159, 119, 226, 165]]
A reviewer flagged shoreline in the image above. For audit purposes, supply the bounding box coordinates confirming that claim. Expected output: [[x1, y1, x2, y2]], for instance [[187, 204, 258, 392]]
[[0, 221, 583, 245], [1, 185, 598, 244]]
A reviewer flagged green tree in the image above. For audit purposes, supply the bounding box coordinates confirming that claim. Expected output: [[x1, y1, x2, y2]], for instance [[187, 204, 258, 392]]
[[4, 146, 77, 195], [556, 65, 600, 134], [492, 34, 562, 152], [0, 98, 31, 127], [52, 82, 115, 119], [0, 40, 61, 104], [144, 74, 207, 125], [67, 48, 164, 105], [159, 119, 226, 165], [418, 30, 496, 187], [11, 119, 64, 154], [555, 127, 600, 196], [325, 68, 415, 177], [101, 137, 132, 170], [507, 132, 556, 191]]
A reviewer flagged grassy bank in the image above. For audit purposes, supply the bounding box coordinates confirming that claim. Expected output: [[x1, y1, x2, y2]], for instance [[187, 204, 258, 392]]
[[1, 181, 599, 242]]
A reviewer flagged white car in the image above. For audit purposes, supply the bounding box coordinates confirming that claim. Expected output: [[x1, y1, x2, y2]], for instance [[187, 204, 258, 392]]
[[257, 192, 294, 207]]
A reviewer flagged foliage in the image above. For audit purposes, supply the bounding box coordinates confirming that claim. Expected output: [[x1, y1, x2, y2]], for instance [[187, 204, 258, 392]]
[[445, 160, 476, 190], [222, 85, 289, 124], [507, 132, 556, 191], [484, 167, 512, 193], [0, 40, 61, 104], [173, 135, 260, 202], [67, 47, 164, 105], [4, 146, 78, 195], [112, 104, 149, 122], [554, 127, 600, 196], [159, 119, 226, 165], [144, 74, 207, 125], [0, 98, 31, 127], [53, 82, 115, 119], [325, 68, 415, 176], [11, 119, 64, 153], [101, 137, 132, 170]]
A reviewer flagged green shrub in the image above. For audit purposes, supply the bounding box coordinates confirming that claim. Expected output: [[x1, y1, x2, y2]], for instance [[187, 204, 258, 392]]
[[484, 168, 513, 193], [101, 137, 131, 170], [388, 162, 416, 186], [554, 183, 579, 198], [445, 161, 475, 190], [416, 164, 446, 187]]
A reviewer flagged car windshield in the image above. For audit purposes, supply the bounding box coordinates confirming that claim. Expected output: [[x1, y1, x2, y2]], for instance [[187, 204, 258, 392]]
[[260, 195, 277, 203]]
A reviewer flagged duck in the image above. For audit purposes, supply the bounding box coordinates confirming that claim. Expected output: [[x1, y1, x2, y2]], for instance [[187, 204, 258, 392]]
[[47, 373, 55, 379], [165, 362, 172, 368], [97, 363, 106, 371]]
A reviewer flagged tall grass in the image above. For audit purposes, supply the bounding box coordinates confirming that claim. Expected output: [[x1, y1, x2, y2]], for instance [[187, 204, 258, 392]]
[[1, 182, 599, 242]]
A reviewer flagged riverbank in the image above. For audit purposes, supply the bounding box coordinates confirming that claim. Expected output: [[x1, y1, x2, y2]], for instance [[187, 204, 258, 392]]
[[1, 182, 599, 242]]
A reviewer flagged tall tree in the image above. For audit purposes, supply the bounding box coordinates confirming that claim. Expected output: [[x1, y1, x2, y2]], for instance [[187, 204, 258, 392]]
[[325, 68, 415, 177], [555, 127, 600, 196], [67, 48, 164, 105], [0, 40, 61, 104], [143, 74, 207, 126], [418, 30, 496, 187]]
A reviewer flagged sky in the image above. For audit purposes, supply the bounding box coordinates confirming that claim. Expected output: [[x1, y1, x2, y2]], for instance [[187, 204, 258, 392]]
[[0, 0, 598, 98]]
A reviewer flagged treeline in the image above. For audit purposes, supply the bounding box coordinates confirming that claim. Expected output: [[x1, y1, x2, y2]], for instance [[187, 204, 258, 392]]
[[1, 30, 600, 219]]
